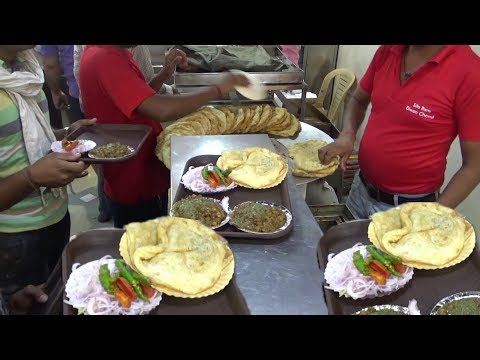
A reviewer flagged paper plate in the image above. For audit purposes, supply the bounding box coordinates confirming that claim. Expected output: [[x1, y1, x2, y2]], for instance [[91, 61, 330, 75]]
[[51, 139, 96, 155], [368, 217, 476, 270], [231, 69, 268, 100]]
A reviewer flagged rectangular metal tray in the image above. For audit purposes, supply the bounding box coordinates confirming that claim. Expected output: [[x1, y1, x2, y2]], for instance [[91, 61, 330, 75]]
[[173, 154, 293, 239], [66, 124, 152, 164], [174, 46, 304, 86], [317, 220, 480, 315], [62, 229, 250, 315]]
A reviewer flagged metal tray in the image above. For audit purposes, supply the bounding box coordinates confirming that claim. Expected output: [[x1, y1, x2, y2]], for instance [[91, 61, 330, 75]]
[[173, 154, 293, 239], [65, 124, 152, 164], [62, 229, 250, 315], [317, 220, 480, 315]]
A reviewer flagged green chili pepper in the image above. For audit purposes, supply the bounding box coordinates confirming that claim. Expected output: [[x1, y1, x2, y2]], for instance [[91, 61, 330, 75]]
[[222, 168, 232, 177], [353, 251, 371, 276], [131, 270, 151, 286], [99, 264, 115, 294], [364, 256, 373, 265], [115, 259, 149, 302], [201, 166, 210, 181], [366, 246, 402, 277], [214, 166, 228, 186], [110, 272, 120, 283], [378, 250, 403, 265]]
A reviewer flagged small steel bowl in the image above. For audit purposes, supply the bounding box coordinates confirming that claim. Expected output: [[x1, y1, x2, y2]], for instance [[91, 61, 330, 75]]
[[430, 291, 480, 315], [353, 304, 411, 315]]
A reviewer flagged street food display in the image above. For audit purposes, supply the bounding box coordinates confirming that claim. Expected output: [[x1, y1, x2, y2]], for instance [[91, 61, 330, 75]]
[[287, 139, 339, 178], [155, 105, 301, 169], [216, 147, 288, 189], [64, 256, 162, 315], [431, 292, 480, 315], [324, 244, 414, 299], [181, 164, 236, 193], [88, 142, 133, 159], [119, 217, 234, 298], [368, 202, 476, 269], [171, 194, 230, 229]]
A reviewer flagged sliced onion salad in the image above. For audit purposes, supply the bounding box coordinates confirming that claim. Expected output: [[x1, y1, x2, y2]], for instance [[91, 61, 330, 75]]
[[324, 244, 414, 300], [64, 256, 162, 315], [181, 164, 236, 193]]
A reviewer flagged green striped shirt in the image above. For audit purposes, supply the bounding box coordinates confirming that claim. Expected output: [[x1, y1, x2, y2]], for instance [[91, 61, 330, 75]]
[[0, 57, 67, 233]]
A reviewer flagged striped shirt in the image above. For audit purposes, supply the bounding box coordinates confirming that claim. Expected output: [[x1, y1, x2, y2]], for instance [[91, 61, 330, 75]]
[[0, 58, 67, 233]]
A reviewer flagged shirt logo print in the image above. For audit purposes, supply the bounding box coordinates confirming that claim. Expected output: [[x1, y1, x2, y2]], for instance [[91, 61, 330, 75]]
[[405, 102, 435, 119]]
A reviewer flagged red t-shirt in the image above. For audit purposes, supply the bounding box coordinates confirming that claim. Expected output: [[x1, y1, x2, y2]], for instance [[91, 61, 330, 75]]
[[358, 45, 480, 194], [79, 45, 170, 204]]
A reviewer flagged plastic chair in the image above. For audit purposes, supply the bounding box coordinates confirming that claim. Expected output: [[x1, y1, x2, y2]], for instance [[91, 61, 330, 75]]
[[314, 68, 356, 124]]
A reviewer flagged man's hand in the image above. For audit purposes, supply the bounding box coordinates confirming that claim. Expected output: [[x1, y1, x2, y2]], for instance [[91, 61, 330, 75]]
[[10, 285, 48, 315], [68, 118, 97, 135], [29, 152, 89, 188], [52, 90, 70, 111], [165, 48, 189, 71], [318, 133, 355, 171], [216, 72, 251, 96]]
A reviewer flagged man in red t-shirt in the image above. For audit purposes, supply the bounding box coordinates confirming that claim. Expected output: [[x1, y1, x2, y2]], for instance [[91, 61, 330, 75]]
[[79, 45, 249, 228], [318, 45, 480, 219]]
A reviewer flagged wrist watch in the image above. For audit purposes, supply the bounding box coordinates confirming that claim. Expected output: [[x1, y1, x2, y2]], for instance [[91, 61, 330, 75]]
[[64, 126, 70, 139]]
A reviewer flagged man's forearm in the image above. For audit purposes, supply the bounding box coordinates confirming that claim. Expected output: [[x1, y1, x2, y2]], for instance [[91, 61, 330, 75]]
[[342, 95, 368, 133], [438, 165, 480, 208], [149, 70, 169, 92], [0, 171, 36, 212], [139, 87, 221, 123]]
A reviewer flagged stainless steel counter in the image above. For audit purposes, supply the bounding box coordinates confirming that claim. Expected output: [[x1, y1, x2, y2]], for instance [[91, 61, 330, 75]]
[[171, 134, 328, 314]]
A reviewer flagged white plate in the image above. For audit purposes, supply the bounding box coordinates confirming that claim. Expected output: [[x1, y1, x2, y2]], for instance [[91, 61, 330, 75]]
[[181, 164, 237, 194], [229, 201, 292, 234], [231, 69, 268, 100], [51, 139, 96, 155]]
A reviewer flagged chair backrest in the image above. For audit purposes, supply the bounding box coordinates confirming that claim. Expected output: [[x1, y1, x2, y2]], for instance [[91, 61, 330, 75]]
[[315, 68, 356, 123]]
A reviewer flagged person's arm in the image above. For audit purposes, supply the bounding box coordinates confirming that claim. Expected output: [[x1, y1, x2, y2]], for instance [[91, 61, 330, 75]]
[[52, 118, 97, 140], [38, 45, 69, 110], [0, 152, 89, 211], [317, 87, 370, 169], [318, 46, 386, 169], [438, 67, 480, 208], [138, 86, 223, 123], [0, 171, 35, 212], [10, 285, 48, 315], [94, 49, 249, 124], [139, 72, 249, 122], [438, 141, 480, 208], [146, 47, 188, 92], [340, 87, 371, 136]]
